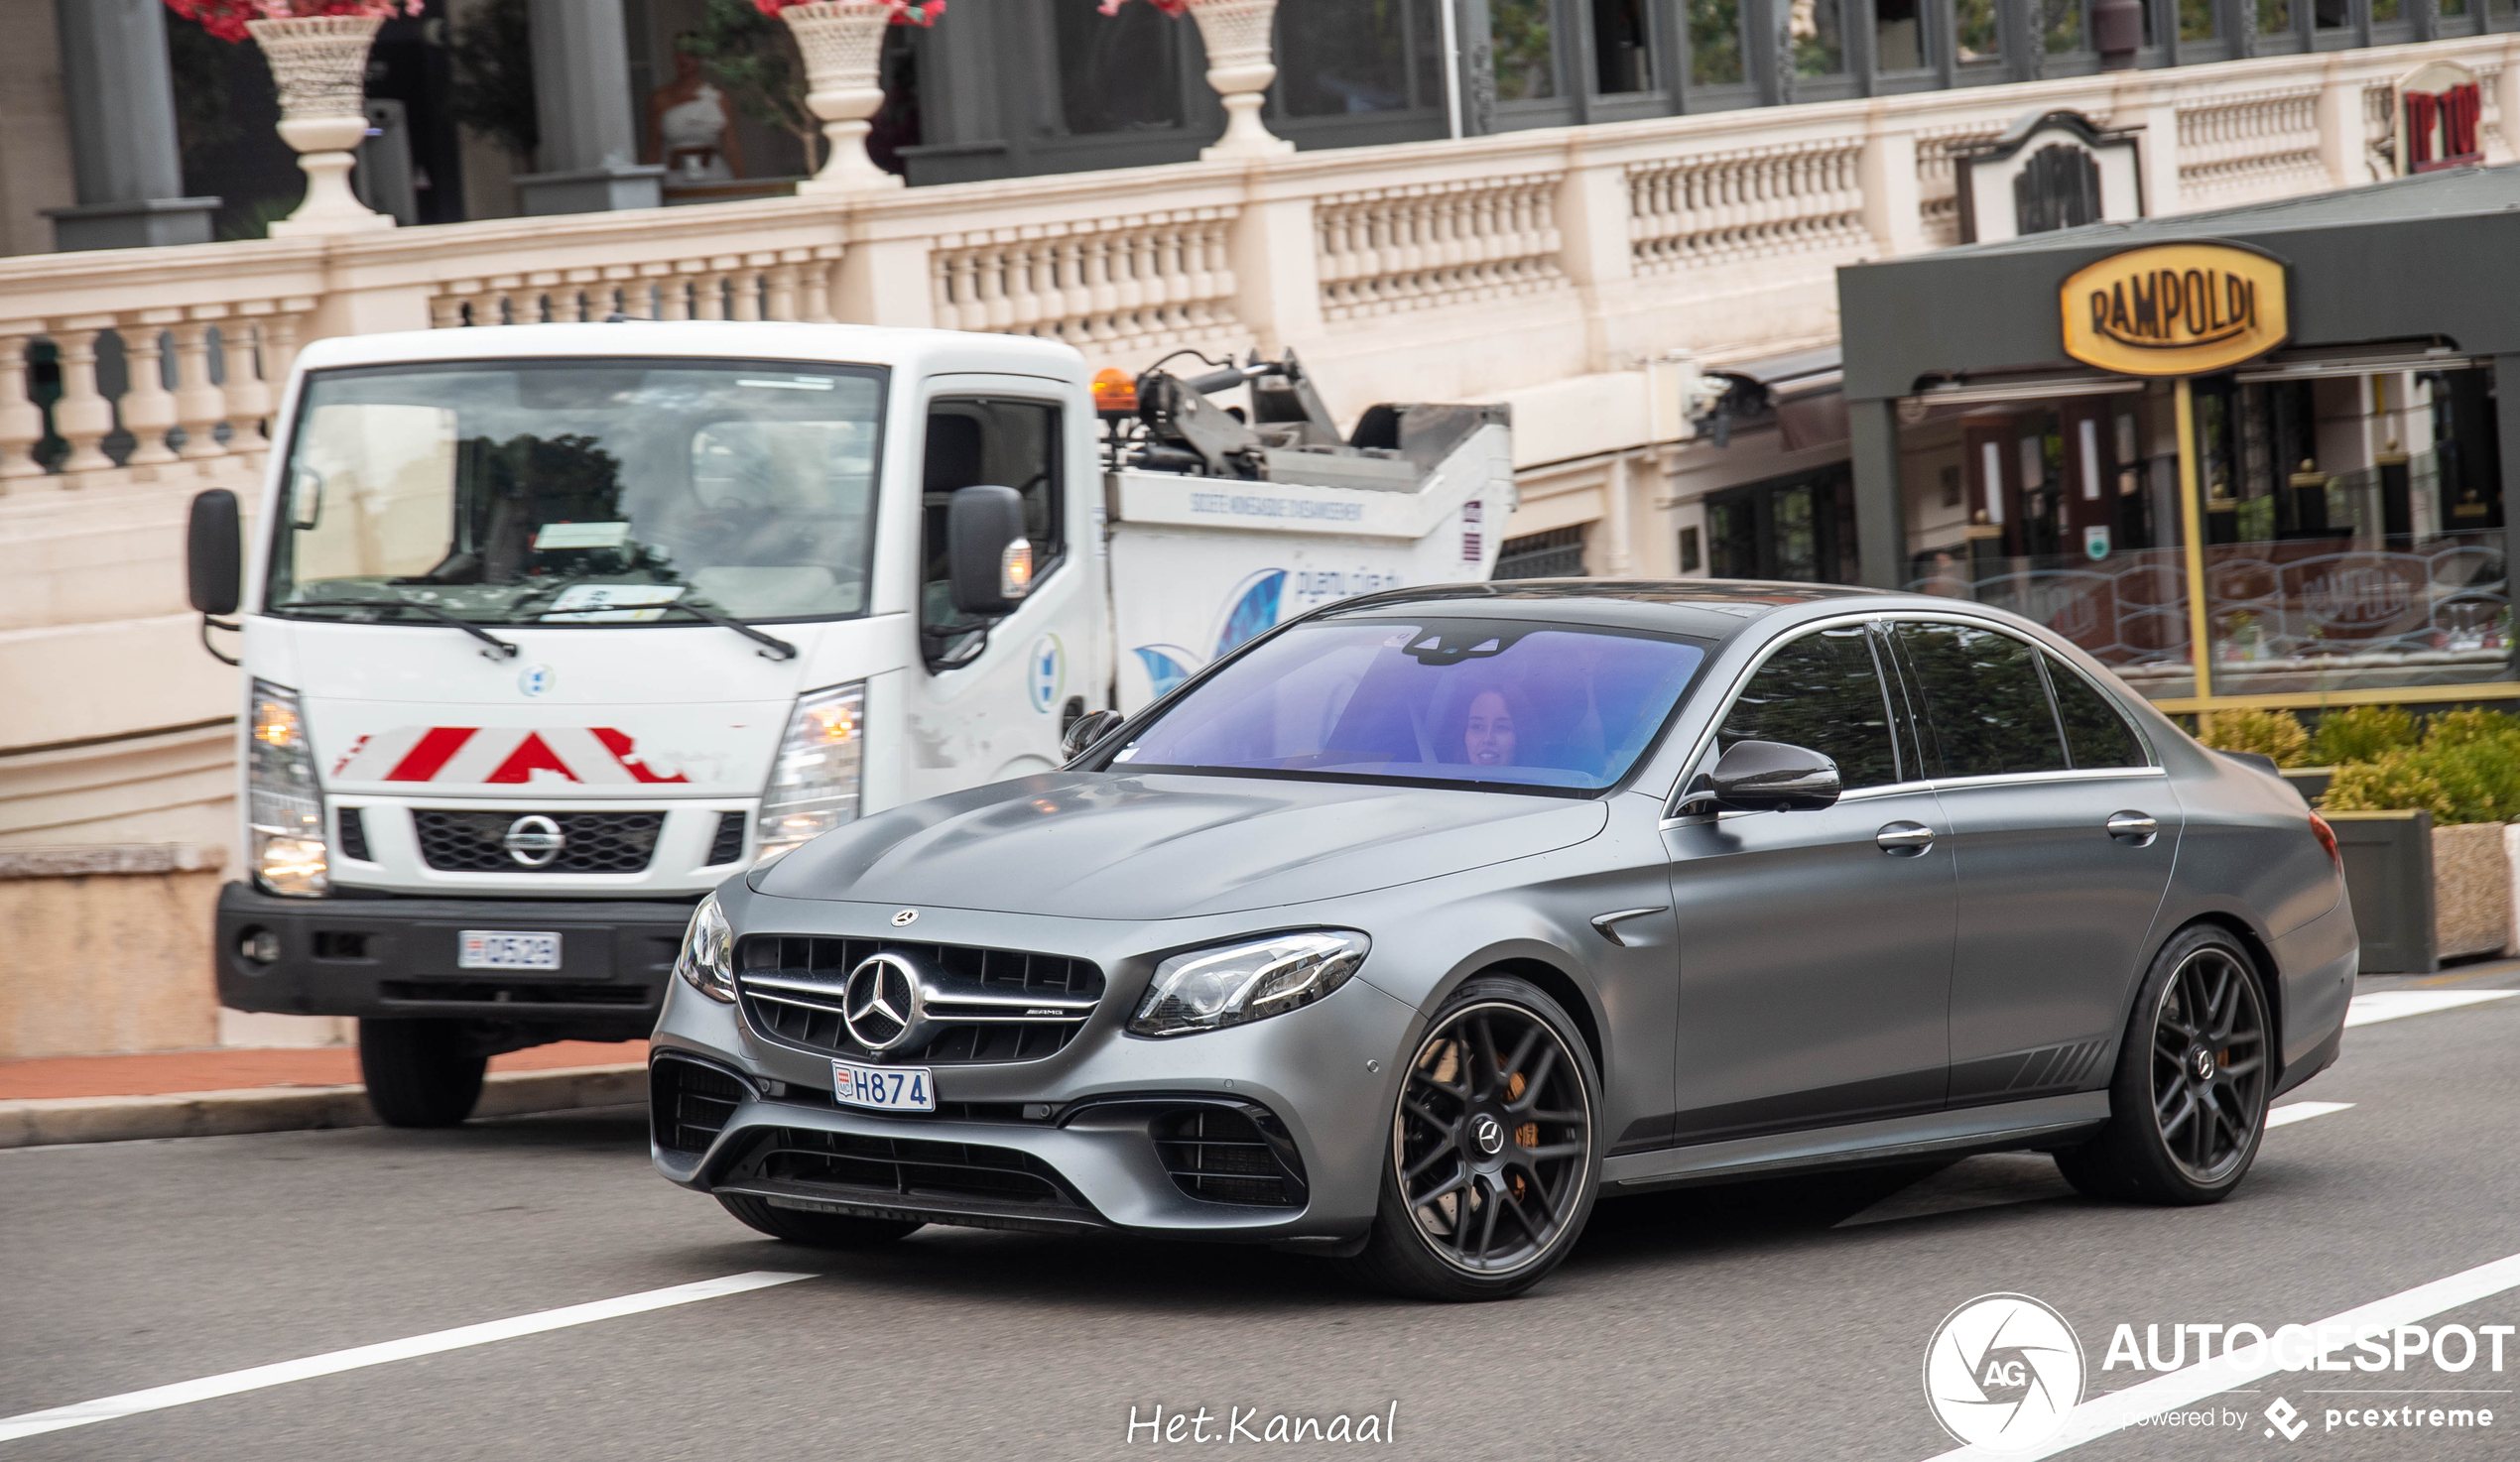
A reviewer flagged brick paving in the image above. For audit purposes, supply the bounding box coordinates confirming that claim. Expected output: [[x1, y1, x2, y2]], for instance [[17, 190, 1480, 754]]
[[0, 1040, 646, 1102]]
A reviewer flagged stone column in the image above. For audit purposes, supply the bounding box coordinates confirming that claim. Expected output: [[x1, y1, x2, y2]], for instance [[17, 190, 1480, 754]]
[[45, 0, 220, 250], [514, 0, 664, 215], [1850, 399, 1908, 589]]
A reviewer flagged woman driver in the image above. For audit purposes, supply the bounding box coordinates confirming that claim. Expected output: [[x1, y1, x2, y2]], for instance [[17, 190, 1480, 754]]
[[1463, 687, 1519, 767]]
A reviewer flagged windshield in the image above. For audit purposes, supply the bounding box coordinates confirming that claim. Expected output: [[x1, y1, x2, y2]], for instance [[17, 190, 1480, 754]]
[[1109, 618, 1707, 792], [266, 358, 884, 625]]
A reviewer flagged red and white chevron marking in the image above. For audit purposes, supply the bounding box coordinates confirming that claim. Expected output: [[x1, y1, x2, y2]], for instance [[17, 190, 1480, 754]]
[[329, 727, 690, 786]]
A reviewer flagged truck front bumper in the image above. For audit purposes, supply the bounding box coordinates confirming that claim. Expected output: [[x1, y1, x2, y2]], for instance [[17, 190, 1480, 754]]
[[216, 881, 696, 1039]]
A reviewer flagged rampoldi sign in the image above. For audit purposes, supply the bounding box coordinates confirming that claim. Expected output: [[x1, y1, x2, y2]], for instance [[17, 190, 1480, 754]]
[[2059, 242, 2289, 376]]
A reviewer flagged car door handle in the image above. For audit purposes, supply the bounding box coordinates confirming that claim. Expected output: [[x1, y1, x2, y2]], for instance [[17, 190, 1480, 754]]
[[1876, 821, 1935, 855], [2107, 811, 2159, 843]]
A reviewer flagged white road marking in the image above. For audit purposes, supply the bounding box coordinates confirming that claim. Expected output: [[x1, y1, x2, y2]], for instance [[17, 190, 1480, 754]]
[[0, 1271, 813, 1444], [2346, 990, 2519, 1028], [1924, 1250, 2520, 1460], [1838, 1103, 2353, 1228], [2265, 1100, 2354, 1128]]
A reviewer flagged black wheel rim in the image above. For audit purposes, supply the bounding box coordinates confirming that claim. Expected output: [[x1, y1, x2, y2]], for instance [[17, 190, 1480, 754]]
[[1392, 1001, 1591, 1276], [2150, 947, 2268, 1184]]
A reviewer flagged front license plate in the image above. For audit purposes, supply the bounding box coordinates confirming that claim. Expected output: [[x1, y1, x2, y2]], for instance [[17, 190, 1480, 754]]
[[832, 1059, 935, 1113], [458, 930, 562, 971]]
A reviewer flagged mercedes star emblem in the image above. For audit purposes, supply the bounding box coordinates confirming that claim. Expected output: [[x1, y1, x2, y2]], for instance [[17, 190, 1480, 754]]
[[501, 814, 566, 868], [891, 909, 919, 926], [842, 952, 924, 1052], [1472, 1114, 1505, 1156]]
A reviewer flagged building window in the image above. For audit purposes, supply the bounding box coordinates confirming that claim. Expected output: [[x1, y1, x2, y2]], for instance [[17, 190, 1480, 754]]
[[1956, 0, 2005, 63], [1277, 0, 1446, 117], [1794, 0, 1848, 76], [1679, 525, 1702, 571], [1706, 467, 1859, 582], [1876, 0, 1927, 69], [1593, 0, 1656, 92], [2315, 0, 2351, 28], [2180, 0, 2221, 43], [1495, 524, 1588, 578], [1691, 0, 1747, 83], [1491, 0, 1560, 100], [1054, 1, 1186, 136], [2042, 0, 2086, 52], [2256, 0, 2293, 34]]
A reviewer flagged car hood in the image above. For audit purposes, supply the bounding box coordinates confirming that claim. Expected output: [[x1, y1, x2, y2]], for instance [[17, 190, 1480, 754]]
[[749, 773, 1610, 919]]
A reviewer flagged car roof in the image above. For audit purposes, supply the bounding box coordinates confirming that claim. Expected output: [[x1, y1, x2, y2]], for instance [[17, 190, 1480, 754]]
[[1318, 579, 1889, 640]]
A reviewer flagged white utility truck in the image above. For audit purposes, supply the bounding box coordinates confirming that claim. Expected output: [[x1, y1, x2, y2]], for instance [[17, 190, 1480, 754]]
[[187, 322, 1512, 1125]]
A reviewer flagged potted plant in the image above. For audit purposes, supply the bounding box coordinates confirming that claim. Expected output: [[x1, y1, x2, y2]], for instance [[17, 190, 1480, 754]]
[[2323, 708, 2520, 971], [162, 1, 417, 234], [751, 0, 941, 194], [1100, 0, 1292, 160]]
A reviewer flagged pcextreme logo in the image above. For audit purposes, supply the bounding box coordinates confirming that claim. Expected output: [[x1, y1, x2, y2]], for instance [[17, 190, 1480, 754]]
[[1924, 1293, 2086, 1451]]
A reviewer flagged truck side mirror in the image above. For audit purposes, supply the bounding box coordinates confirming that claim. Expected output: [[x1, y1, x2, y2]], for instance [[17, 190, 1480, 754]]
[[188, 489, 241, 616], [1061, 709, 1125, 764], [947, 485, 1032, 616], [1682, 739, 1841, 814]]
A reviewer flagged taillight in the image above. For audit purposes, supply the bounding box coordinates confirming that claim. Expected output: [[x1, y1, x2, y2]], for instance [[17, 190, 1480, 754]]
[[2309, 811, 2340, 870]]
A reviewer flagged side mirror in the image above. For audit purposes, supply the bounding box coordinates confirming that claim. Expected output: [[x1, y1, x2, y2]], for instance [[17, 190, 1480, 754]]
[[1686, 739, 1841, 813], [188, 489, 241, 616], [1061, 709, 1125, 764], [947, 485, 1032, 616]]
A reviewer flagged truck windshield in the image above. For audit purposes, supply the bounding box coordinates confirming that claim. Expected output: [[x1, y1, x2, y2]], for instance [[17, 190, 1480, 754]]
[[266, 358, 884, 626], [1109, 618, 1706, 793]]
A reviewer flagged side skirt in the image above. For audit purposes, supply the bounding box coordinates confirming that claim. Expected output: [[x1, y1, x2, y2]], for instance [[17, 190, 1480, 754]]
[[1599, 1092, 2111, 1193]]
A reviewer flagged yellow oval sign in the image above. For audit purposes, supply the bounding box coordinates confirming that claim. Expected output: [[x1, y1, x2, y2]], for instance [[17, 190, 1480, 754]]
[[2060, 243, 2289, 376]]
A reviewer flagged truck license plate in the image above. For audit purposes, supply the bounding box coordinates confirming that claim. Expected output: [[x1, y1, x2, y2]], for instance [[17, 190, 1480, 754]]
[[832, 1059, 935, 1113], [458, 930, 562, 971]]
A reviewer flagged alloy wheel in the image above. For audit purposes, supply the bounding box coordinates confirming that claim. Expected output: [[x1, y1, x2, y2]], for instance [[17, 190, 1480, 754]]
[[2149, 946, 2268, 1184], [1392, 1001, 1592, 1275]]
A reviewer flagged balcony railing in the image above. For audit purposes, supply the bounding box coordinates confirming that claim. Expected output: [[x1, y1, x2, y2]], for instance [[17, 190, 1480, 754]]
[[0, 36, 2512, 758]]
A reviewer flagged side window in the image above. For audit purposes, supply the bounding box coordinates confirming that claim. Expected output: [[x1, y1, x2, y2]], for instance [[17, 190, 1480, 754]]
[[1890, 622, 2069, 778], [920, 398, 1063, 658], [1714, 625, 1903, 790], [2045, 653, 2150, 769]]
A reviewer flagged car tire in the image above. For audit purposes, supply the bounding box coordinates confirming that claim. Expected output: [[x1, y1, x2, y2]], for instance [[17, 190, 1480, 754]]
[[2055, 924, 2274, 1206], [357, 1018, 487, 1129], [1340, 975, 1603, 1302], [715, 1193, 924, 1248]]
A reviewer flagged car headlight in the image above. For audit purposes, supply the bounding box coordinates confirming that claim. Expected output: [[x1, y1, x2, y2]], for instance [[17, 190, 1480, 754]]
[[757, 681, 865, 861], [675, 894, 735, 1003], [1128, 931, 1370, 1038], [248, 678, 327, 898]]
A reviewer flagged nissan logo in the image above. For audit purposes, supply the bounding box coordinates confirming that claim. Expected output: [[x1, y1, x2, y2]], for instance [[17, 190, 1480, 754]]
[[842, 952, 926, 1053], [502, 814, 566, 868]]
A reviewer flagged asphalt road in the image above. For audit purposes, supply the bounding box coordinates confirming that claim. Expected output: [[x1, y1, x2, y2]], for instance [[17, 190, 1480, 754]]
[[7, 967, 2520, 1462]]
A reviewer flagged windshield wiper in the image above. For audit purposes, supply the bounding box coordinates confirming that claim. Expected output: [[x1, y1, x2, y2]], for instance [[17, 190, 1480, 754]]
[[655, 597, 799, 661], [281, 598, 520, 661]]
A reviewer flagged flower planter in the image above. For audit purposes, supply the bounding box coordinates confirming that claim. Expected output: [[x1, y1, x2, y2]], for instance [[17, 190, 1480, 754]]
[[782, 1, 904, 194], [2434, 820, 2513, 960], [2325, 809, 2436, 974], [248, 15, 394, 235], [2325, 810, 2517, 972], [1185, 0, 1292, 160]]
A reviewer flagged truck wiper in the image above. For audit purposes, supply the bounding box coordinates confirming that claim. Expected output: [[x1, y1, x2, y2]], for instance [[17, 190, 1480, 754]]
[[655, 597, 799, 661], [281, 598, 521, 661]]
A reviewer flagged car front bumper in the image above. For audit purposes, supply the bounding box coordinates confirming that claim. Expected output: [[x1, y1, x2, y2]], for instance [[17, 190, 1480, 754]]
[[215, 880, 695, 1040], [648, 894, 1422, 1246]]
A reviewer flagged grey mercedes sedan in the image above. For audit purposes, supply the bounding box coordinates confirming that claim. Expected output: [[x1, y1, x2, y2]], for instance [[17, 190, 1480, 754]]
[[650, 582, 2355, 1300]]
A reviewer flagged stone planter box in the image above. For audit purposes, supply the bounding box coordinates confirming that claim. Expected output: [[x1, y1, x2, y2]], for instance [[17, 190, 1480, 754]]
[[2324, 811, 2517, 973], [2435, 821, 2513, 961], [2281, 766, 2333, 805]]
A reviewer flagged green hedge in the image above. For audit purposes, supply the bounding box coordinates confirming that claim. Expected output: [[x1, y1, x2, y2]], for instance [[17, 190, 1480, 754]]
[[2322, 709, 2520, 825]]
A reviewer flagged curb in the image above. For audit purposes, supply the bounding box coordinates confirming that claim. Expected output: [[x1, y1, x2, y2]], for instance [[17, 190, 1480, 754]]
[[0, 1063, 646, 1150]]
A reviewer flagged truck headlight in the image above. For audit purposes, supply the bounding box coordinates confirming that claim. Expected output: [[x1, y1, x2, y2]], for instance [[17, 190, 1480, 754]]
[[248, 679, 327, 898], [1128, 931, 1370, 1038], [675, 894, 736, 1003], [757, 681, 865, 861]]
